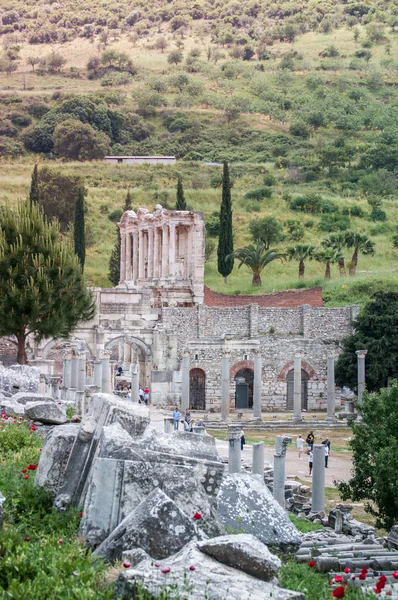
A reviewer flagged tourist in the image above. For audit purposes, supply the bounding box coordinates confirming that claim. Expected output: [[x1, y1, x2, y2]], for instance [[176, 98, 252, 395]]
[[139, 387, 144, 404], [297, 434, 304, 459], [116, 365, 123, 376], [126, 389, 131, 401], [324, 444, 329, 468], [184, 408, 191, 425], [240, 428, 245, 451], [306, 430, 315, 449], [143, 387, 150, 405], [322, 437, 331, 450], [183, 419, 190, 432], [173, 407, 181, 430], [197, 419, 206, 428], [308, 449, 313, 476]]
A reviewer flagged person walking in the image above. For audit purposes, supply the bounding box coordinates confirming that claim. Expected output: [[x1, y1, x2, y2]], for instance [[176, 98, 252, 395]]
[[240, 428, 245, 451], [184, 408, 191, 425], [324, 444, 329, 468], [143, 387, 150, 405], [173, 407, 181, 430], [308, 449, 313, 476], [297, 434, 304, 459], [139, 387, 144, 404], [306, 431, 315, 449]]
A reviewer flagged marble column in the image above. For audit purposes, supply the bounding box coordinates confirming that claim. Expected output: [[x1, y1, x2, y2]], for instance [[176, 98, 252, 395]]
[[181, 351, 190, 414], [273, 435, 291, 508], [293, 352, 302, 422], [125, 232, 132, 281], [138, 230, 144, 279], [221, 351, 230, 421], [71, 354, 79, 389], [118, 342, 123, 366], [120, 232, 126, 281], [356, 349, 367, 404], [311, 444, 326, 514], [63, 355, 72, 389], [169, 223, 175, 276], [93, 360, 102, 389], [326, 355, 337, 421], [130, 363, 139, 402], [228, 425, 241, 473], [253, 351, 262, 420], [132, 231, 139, 282], [153, 227, 159, 278], [122, 342, 131, 372], [101, 353, 112, 394], [164, 417, 174, 433], [161, 224, 168, 277], [252, 441, 265, 476], [49, 376, 61, 400], [77, 353, 86, 393], [148, 227, 154, 279]]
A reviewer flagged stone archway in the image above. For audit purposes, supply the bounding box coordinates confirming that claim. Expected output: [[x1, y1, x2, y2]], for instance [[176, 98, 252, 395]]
[[105, 335, 152, 388], [235, 368, 254, 409], [189, 368, 206, 410], [41, 337, 94, 359], [286, 369, 308, 411]]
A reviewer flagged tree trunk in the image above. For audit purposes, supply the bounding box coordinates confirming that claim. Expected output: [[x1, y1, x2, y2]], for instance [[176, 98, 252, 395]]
[[223, 276, 228, 283], [325, 263, 331, 279], [338, 257, 346, 276], [350, 250, 358, 276], [17, 334, 27, 365], [252, 272, 262, 286], [299, 260, 305, 278]]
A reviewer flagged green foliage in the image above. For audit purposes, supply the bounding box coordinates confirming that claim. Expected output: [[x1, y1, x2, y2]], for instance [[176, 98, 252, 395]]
[[29, 164, 39, 207], [288, 515, 323, 532], [175, 177, 187, 210], [249, 216, 284, 249], [336, 380, 398, 530], [205, 237, 216, 262], [318, 213, 351, 232], [108, 229, 120, 286], [286, 243, 315, 278], [0, 201, 95, 363], [217, 162, 234, 281], [229, 242, 284, 286], [245, 187, 272, 200], [53, 119, 111, 161], [74, 187, 86, 269], [108, 209, 123, 222], [37, 166, 85, 231], [206, 215, 220, 237]]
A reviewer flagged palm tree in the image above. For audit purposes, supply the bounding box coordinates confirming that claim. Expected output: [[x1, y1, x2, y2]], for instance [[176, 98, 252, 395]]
[[227, 242, 284, 286], [286, 244, 315, 278], [344, 232, 375, 275], [321, 232, 348, 275], [314, 248, 343, 279]]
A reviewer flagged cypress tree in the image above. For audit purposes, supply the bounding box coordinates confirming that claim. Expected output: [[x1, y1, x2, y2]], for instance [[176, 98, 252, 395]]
[[29, 164, 40, 207], [175, 177, 187, 210], [124, 188, 132, 211], [109, 229, 121, 286], [74, 187, 85, 269], [217, 161, 234, 282]]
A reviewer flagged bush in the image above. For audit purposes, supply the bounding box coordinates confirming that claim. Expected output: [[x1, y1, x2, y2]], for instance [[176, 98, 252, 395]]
[[290, 193, 322, 214], [108, 209, 123, 222], [290, 121, 311, 139], [205, 216, 220, 237], [10, 113, 32, 127], [319, 214, 351, 232], [245, 187, 272, 200], [27, 102, 50, 119], [342, 205, 365, 218], [370, 208, 387, 222], [246, 200, 262, 212], [263, 173, 276, 186]]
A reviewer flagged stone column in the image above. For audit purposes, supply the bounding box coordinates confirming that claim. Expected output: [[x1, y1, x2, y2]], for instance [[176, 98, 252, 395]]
[[311, 444, 326, 514], [164, 417, 174, 433], [356, 349, 367, 404], [181, 351, 190, 414], [39, 373, 46, 394], [221, 351, 230, 421], [77, 353, 86, 393], [120, 232, 126, 281], [63, 354, 72, 389], [252, 441, 265, 476], [326, 355, 337, 422], [125, 232, 132, 281], [253, 350, 262, 420], [101, 352, 112, 394], [148, 227, 154, 279], [93, 360, 102, 389], [161, 224, 168, 277], [153, 227, 159, 278], [228, 425, 241, 474], [169, 223, 175, 276], [71, 354, 79, 389], [130, 363, 139, 402], [122, 341, 131, 372], [132, 231, 139, 282], [84, 385, 100, 416], [293, 352, 302, 422], [49, 376, 61, 400], [273, 435, 291, 508], [138, 230, 144, 279]]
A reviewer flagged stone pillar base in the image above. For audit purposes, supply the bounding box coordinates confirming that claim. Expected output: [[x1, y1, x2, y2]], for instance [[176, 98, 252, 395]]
[[325, 416, 337, 423], [292, 416, 303, 423]]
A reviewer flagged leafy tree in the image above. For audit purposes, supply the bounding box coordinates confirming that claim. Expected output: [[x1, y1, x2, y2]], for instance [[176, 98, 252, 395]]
[[321, 232, 348, 275], [27, 56, 39, 71], [228, 242, 284, 286], [249, 216, 283, 250], [124, 188, 132, 211], [336, 291, 398, 394], [0, 201, 95, 364], [108, 229, 120, 286], [205, 238, 216, 262], [217, 162, 234, 283], [74, 188, 85, 269], [286, 244, 315, 278], [314, 247, 342, 279], [337, 380, 398, 530], [37, 166, 86, 231], [53, 119, 111, 161], [344, 231, 375, 275], [175, 177, 186, 210], [155, 37, 167, 53], [29, 164, 39, 207], [47, 52, 66, 73], [167, 50, 183, 65]]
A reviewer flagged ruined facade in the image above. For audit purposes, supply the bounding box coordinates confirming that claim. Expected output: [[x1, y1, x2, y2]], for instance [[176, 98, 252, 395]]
[[31, 206, 358, 412]]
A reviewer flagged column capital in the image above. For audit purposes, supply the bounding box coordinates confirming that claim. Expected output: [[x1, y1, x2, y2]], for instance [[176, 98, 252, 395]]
[[102, 350, 112, 359], [183, 349, 190, 357], [294, 351, 302, 359], [221, 349, 231, 358], [356, 349, 367, 359], [252, 348, 261, 357]]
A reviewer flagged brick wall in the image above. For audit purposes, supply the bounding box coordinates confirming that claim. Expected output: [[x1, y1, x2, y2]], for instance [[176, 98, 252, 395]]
[[203, 285, 323, 308]]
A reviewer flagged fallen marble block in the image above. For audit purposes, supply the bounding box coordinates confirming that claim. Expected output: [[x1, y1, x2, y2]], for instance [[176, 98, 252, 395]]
[[25, 401, 67, 425], [93, 488, 206, 561], [35, 424, 79, 495], [0, 398, 25, 417], [12, 392, 54, 405]]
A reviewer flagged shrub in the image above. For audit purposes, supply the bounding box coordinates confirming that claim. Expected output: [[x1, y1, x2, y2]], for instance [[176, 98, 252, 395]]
[[370, 208, 387, 222], [100, 203, 109, 214], [319, 214, 351, 232], [304, 220, 314, 228], [205, 216, 220, 237], [263, 173, 276, 186], [290, 193, 322, 214], [10, 113, 32, 127], [108, 209, 123, 222], [290, 121, 311, 139], [245, 187, 272, 200], [246, 200, 262, 212], [342, 205, 365, 218]]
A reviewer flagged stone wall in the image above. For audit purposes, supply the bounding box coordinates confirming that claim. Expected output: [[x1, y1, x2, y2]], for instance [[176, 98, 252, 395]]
[[203, 285, 323, 308]]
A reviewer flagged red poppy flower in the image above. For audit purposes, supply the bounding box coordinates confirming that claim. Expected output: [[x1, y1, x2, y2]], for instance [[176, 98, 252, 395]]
[[393, 571, 398, 579], [189, 565, 196, 571], [24, 537, 31, 542], [378, 575, 387, 584], [193, 512, 202, 520], [358, 573, 367, 581], [361, 568, 368, 574], [24, 475, 29, 479], [79, 512, 83, 518], [334, 575, 344, 583], [22, 469, 27, 473], [123, 562, 131, 568], [27, 464, 37, 470], [58, 539, 63, 544], [154, 563, 160, 568], [30, 425, 36, 431], [332, 585, 346, 598], [307, 560, 316, 568], [343, 568, 350, 574], [161, 567, 171, 574]]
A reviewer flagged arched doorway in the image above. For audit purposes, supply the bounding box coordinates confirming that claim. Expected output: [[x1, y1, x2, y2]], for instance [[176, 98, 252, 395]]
[[189, 368, 206, 410], [286, 370, 308, 410], [235, 368, 254, 409]]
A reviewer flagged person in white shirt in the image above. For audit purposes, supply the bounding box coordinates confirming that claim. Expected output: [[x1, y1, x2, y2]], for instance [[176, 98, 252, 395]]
[[324, 444, 329, 468], [308, 450, 313, 476], [297, 435, 304, 459]]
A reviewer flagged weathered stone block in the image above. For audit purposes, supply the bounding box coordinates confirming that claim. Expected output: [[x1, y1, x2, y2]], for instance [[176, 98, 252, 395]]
[[35, 424, 79, 495], [25, 401, 67, 425], [12, 392, 54, 405]]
